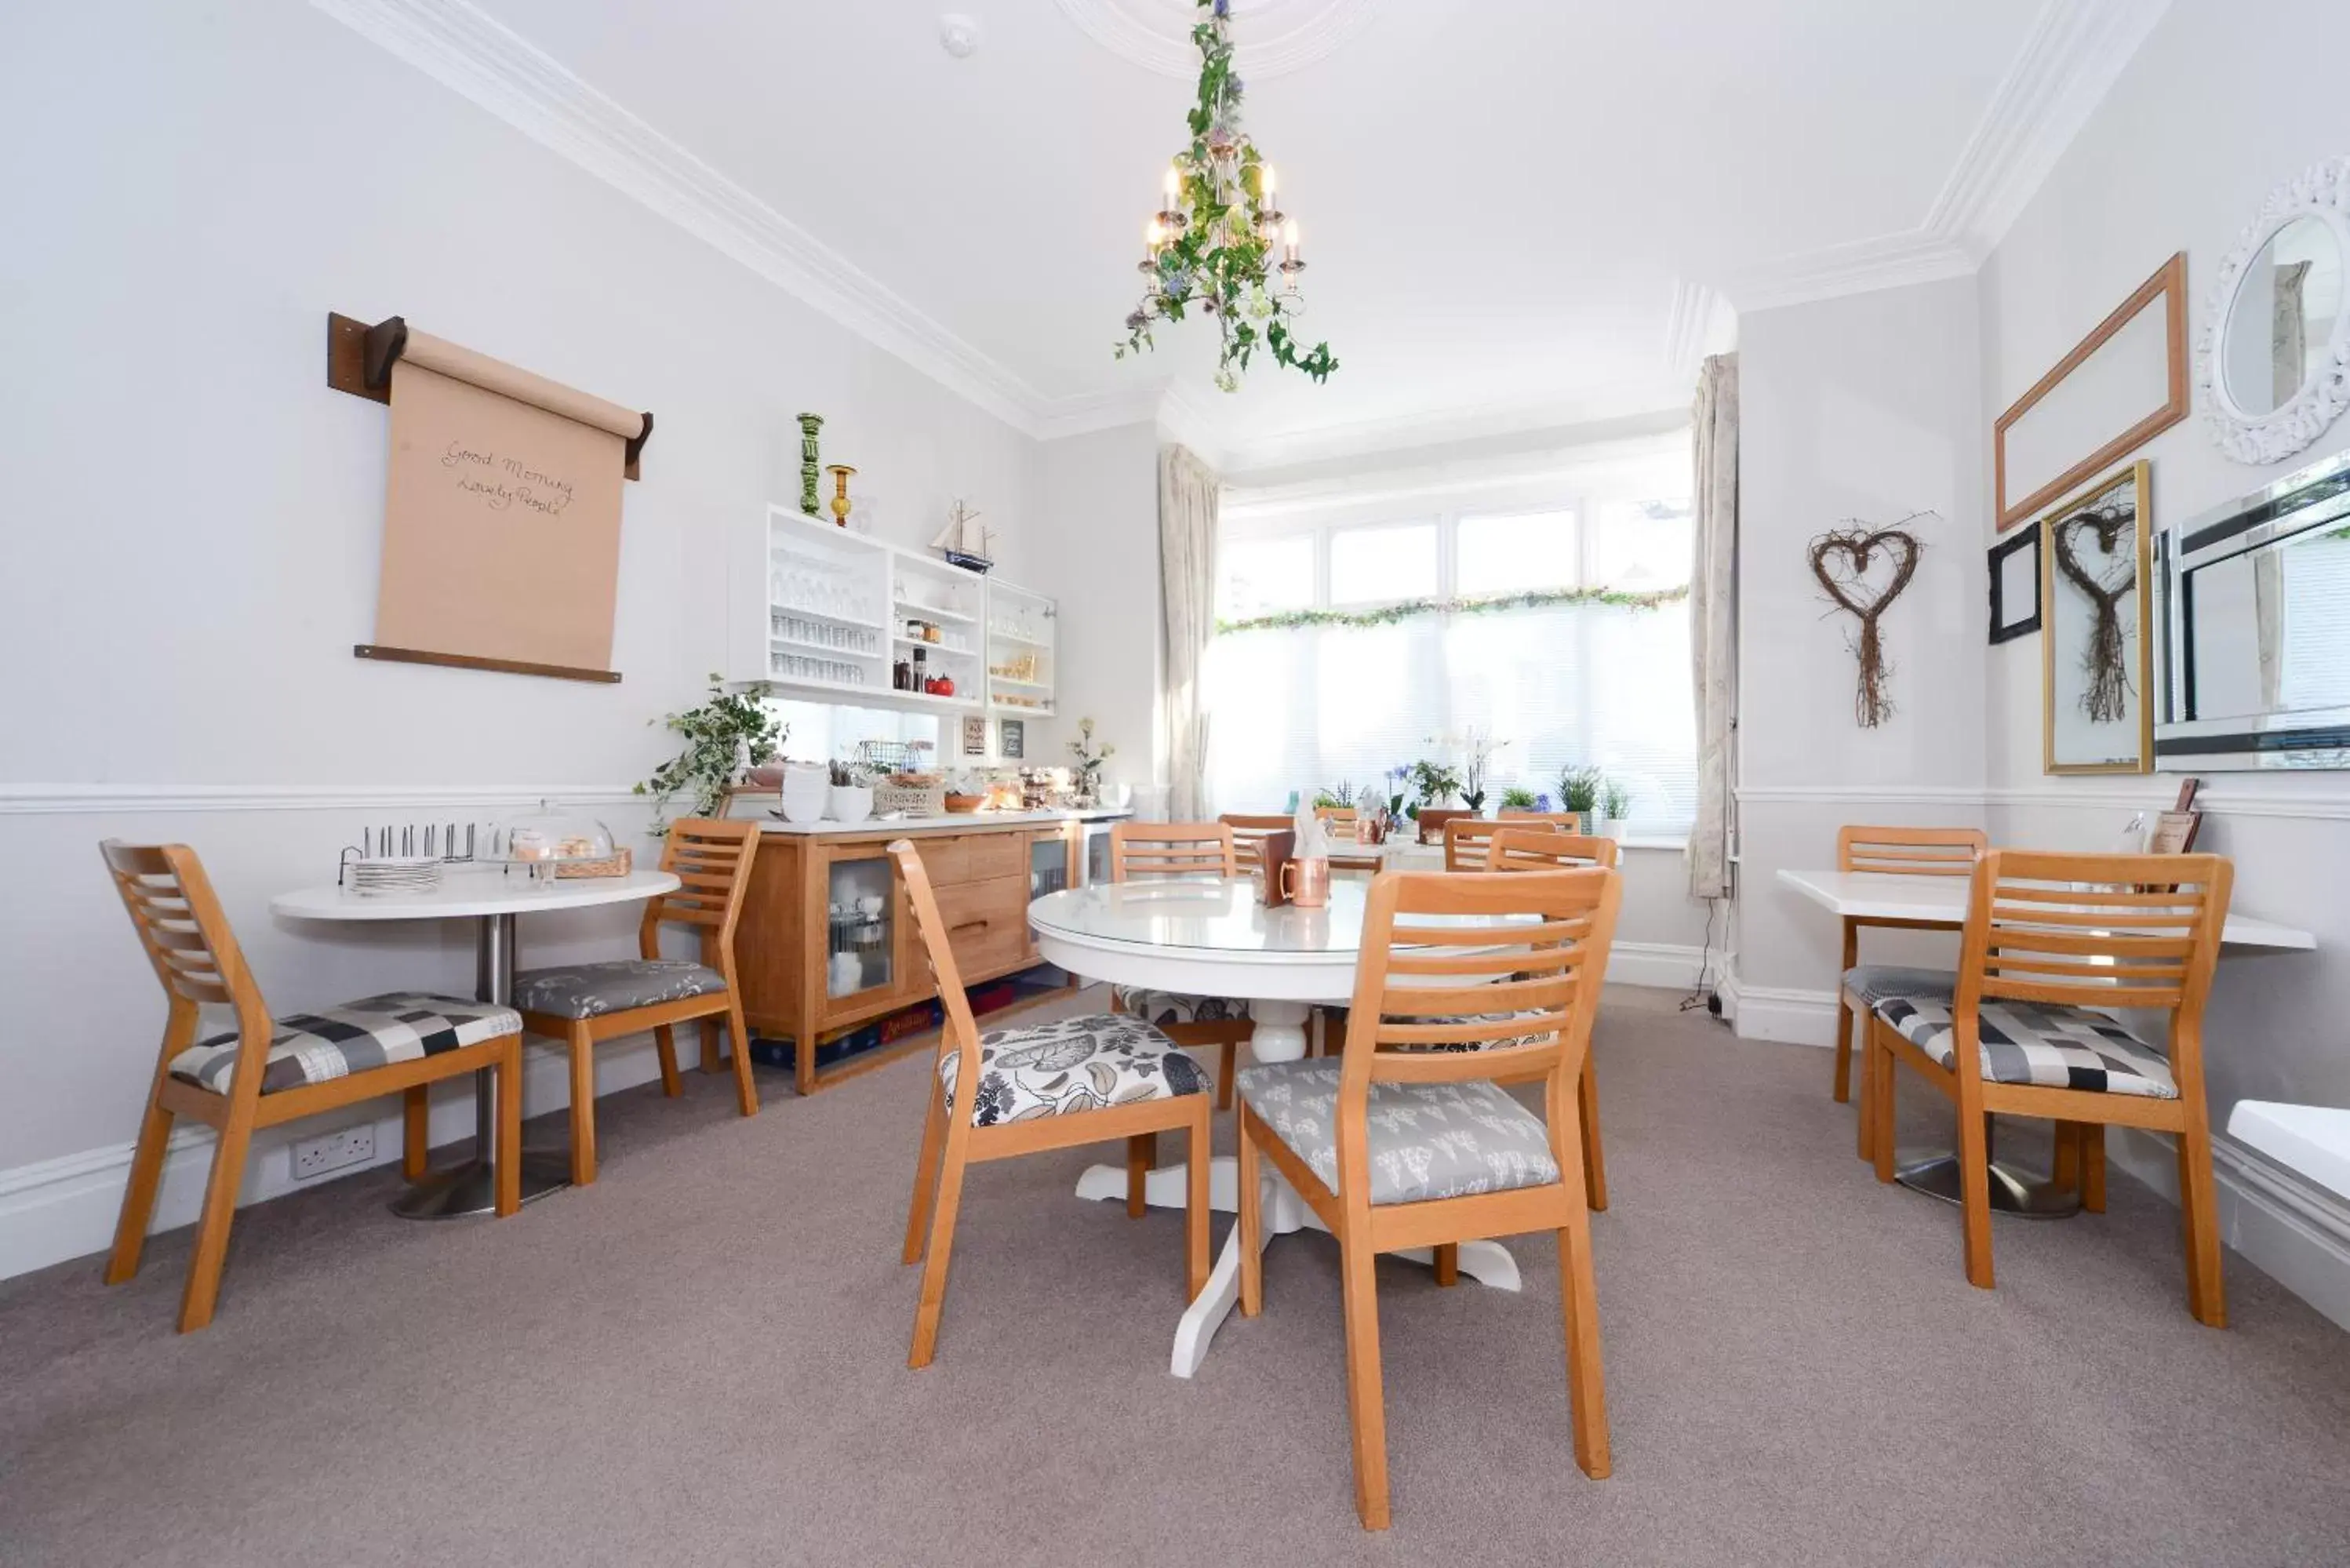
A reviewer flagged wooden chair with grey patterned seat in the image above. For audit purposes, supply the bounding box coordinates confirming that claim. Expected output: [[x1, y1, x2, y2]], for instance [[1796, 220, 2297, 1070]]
[[502, 818, 760, 1186], [100, 840, 524, 1333], [1235, 865, 1622, 1530], [892, 839, 1210, 1367]]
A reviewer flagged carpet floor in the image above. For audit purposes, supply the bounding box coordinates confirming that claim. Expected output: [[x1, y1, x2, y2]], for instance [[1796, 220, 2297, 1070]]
[[4, 985, 2348, 1566]]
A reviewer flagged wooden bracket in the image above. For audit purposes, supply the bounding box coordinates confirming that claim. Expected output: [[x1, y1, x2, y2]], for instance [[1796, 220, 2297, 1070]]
[[355, 644, 622, 684]]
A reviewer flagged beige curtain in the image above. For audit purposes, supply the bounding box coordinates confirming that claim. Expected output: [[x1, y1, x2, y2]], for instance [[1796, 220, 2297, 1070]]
[[1688, 354, 1738, 899], [1159, 444, 1220, 820]]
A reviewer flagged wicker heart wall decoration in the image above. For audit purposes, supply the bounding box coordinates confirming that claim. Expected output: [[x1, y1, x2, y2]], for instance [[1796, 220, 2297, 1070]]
[[1809, 516, 1930, 728], [2050, 501, 2137, 722]]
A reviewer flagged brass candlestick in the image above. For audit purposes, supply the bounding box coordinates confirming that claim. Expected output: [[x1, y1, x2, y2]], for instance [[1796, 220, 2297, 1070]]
[[826, 464, 857, 529]]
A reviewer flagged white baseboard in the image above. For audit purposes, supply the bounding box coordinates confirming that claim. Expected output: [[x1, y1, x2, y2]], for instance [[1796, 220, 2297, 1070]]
[[0, 1032, 679, 1283], [2106, 1126, 2350, 1333], [1719, 971, 1839, 1046], [1606, 940, 1717, 993]]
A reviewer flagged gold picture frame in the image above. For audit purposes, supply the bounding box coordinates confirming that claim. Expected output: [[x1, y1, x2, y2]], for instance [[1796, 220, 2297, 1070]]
[[2041, 460, 2153, 774]]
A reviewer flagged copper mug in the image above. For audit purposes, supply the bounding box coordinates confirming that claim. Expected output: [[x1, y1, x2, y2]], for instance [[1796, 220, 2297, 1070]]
[[1279, 856, 1330, 908]]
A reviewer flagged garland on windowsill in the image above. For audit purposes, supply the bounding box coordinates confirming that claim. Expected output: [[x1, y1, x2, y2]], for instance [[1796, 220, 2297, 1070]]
[[1215, 583, 1688, 637]]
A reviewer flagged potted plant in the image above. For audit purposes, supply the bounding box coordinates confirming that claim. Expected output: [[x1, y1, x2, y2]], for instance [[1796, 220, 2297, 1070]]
[[827, 759, 874, 824], [635, 675, 784, 831], [1557, 765, 1604, 834], [1457, 726, 1501, 815], [1498, 785, 1541, 813], [1406, 756, 1466, 844], [1599, 779, 1632, 841], [1068, 718, 1115, 806]]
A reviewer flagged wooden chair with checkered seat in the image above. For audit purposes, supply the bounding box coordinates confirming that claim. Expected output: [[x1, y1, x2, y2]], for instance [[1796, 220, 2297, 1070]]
[[1865, 849, 2234, 1322], [100, 841, 524, 1333], [1104, 821, 1255, 1111], [892, 839, 1210, 1367], [1832, 825, 1986, 1161], [505, 818, 759, 1186], [1235, 865, 1623, 1530]]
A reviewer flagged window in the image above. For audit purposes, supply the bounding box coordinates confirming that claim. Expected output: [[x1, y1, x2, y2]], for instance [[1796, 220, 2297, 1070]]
[[1206, 443, 1696, 834], [1218, 533, 1315, 618]]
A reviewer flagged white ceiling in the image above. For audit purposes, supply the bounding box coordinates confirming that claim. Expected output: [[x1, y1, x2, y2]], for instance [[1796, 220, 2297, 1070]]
[[326, 0, 2169, 464]]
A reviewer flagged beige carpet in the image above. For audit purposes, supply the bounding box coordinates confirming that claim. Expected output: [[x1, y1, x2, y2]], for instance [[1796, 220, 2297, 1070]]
[[4, 986, 2348, 1566]]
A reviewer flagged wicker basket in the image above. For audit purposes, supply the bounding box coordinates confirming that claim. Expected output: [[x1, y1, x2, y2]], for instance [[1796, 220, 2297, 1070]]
[[555, 846, 633, 879], [874, 776, 947, 817]]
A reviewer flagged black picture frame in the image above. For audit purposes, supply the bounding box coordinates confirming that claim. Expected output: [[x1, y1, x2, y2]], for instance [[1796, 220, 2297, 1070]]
[[1988, 526, 2042, 643], [999, 719, 1024, 759]]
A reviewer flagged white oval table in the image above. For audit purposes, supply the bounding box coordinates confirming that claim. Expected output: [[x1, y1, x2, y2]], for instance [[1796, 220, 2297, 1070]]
[[1029, 876, 1523, 1378], [272, 867, 680, 1218]]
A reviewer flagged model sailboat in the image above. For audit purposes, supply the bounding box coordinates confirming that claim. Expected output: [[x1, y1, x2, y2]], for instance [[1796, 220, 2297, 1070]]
[[932, 498, 996, 574]]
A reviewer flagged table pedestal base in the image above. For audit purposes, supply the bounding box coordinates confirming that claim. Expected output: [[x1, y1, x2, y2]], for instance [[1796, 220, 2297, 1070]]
[[1893, 1150, 2082, 1219], [1075, 1153, 1522, 1377], [391, 1150, 572, 1220]]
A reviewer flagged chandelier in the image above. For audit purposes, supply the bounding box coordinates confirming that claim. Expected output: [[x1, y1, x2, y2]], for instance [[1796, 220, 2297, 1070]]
[[1116, 0, 1339, 391]]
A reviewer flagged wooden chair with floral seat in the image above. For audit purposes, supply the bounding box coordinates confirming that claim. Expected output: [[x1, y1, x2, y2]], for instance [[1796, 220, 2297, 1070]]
[[1443, 813, 1594, 871], [1105, 821, 1255, 1113], [1833, 824, 1986, 1161], [1235, 865, 1623, 1530], [1865, 849, 2234, 1322], [504, 818, 759, 1187], [891, 839, 1210, 1367], [100, 840, 524, 1333]]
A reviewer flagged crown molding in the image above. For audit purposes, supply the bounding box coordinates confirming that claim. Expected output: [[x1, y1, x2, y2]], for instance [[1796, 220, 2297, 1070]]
[[1217, 383, 1690, 479], [311, 0, 1053, 434], [1663, 280, 1734, 384], [1052, 0, 1382, 81], [1716, 0, 2168, 314]]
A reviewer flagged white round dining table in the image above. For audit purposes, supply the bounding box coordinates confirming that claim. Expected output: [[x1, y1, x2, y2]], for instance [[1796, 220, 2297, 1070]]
[[1028, 875, 1523, 1379], [272, 867, 680, 1218]]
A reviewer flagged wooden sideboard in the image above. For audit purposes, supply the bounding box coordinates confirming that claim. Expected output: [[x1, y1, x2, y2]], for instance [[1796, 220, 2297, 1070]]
[[735, 814, 1111, 1093]]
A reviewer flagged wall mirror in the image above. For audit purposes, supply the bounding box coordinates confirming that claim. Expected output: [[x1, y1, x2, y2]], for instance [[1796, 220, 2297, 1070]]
[[2198, 158, 2350, 465], [2043, 460, 2153, 774]]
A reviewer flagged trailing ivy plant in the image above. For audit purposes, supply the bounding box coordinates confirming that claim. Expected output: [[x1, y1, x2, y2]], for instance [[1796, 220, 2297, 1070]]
[[1217, 583, 1686, 637], [635, 675, 784, 830]]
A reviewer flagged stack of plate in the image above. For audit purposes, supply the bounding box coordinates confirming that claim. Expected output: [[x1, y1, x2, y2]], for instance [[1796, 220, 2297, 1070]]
[[350, 857, 443, 897]]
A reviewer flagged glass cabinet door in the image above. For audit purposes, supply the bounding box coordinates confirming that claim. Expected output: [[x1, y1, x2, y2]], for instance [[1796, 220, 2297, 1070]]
[[1029, 831, 1070, 898], [1084, 826, 1110, 887], [826, 855, 896, 999]]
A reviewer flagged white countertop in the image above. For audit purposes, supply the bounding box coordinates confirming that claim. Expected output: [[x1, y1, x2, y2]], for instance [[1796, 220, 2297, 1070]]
[[2228, 1101, 2350, 1202], [1775, 868, 2315, 951], [755, 806, 1130, 837]]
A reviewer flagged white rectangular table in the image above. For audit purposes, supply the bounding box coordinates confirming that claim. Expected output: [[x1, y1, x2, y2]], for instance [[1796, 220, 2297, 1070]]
[[2228, 1101, 2350, 1202]]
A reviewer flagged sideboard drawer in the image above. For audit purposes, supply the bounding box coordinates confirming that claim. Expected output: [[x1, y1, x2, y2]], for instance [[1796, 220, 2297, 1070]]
[[918, 831, 1025, 887], [935, 872, 1028, 976]]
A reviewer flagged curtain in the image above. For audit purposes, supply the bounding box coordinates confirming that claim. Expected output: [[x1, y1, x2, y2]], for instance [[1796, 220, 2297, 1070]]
[[1687, 353, 1738, 899], [2273, 259, 2312, 409], [1159, 443, 1220, 820]]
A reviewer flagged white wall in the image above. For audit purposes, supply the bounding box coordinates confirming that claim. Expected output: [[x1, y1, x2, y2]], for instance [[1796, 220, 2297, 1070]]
[[1731, 278, 1988, 1031], [1030, 423, 1164, 790], [0, 2, 1043, 1277]]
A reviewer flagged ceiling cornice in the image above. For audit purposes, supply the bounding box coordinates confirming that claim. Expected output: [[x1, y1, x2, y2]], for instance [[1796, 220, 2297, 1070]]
[[1217, 384, 1691, 480], [311, 0, 1057, 433], [1718, 0, 2170, 314]]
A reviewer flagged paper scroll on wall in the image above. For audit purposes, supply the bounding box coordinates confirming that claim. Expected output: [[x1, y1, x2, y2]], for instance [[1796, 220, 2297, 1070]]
[[343, 322, 650, 682]]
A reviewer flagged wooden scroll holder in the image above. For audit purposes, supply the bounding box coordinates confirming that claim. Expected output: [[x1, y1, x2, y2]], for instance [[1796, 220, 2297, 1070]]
[[1258, 830, 1297, 908]]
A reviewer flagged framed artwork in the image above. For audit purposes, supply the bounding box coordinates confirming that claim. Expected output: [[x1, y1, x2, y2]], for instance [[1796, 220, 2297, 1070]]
[[999, 719, 1025, 759], [1988, 526, 2042, 643], [2042, 460, 2154, 774], [960, 715, 988, 757]]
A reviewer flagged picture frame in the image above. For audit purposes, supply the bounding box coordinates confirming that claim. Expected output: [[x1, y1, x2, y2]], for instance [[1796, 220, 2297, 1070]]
[[2042, 459, 2155, 775], [1987, 526, 2042, 643], [960, 715, 988, 758], [999, 719, 1024, 759]]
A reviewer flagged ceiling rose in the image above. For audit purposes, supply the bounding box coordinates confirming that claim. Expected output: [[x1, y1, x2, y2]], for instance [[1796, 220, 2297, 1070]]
[[1054, 0, 1378, 79]]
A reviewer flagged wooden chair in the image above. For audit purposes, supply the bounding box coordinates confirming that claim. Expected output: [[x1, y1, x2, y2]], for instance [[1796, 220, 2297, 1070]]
[[1105, 821, 1255, 1114], [1453, 817, 1617, 871], [1219, 812, 1293, 878], [1236, 867, 1622, 1529], [1834, 825, 1985, 1161], [508, 819, 759, 1186], [100, 841, 523, 1332], [1866, 850, 2233, 1322], [1313, 805, 1385, 873], [893, 839, 1210, 1367]]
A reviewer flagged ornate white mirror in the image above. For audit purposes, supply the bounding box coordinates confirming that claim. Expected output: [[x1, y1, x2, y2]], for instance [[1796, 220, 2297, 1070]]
[[2199, 158, 2350, 465]]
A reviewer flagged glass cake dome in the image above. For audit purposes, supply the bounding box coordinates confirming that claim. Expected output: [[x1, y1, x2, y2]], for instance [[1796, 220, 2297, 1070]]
[[494, 799, 619, 879]]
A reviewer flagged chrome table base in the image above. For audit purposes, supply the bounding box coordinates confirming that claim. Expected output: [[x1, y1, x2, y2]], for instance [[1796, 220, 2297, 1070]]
[[1892, 1149, 2083, 1219]]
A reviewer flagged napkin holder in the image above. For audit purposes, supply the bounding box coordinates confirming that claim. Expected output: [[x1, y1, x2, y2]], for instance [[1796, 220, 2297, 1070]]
[[1257, 829, 1297, 907]]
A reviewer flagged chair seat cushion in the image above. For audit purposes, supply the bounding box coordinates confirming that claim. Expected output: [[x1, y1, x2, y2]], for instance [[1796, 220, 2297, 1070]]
[[1235, 1060, 1562, 1206], [1114, 985, 1250, 1026], [1872, 995, 2178, 1100], [513, 959, 727, 1020], [1842, 965, 1955, 1007], [942, 1013, 1207, 1126], [169, 992, 521, 1096]]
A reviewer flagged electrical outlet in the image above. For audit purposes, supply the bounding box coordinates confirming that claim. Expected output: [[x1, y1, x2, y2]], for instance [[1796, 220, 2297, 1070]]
[[291, 1124, 377, 1181]]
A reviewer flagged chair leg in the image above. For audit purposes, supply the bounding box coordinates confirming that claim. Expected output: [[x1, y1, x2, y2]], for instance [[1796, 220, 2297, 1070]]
[[726, 998, 758, 1118], [1856, 1015, 1877, 1162], [1832, 991, 1856, 1104], [402, 1085, 430, 1179], [1955, 1106, 1995, 1290], [567, 1023, 598, 1188], [698, 1017, 722, 1075], [1577, 1052, 1609, 1213], [1339, 1231, 1391, 1530], [1433, 1243, 1459, 1286], [2082, 1123, 2106, 1213], [1185, 1104, 1210, 1301], [493, 1035, 522, 1217], [106, 1097, 175, 1286], [652, 1024, 682, 1098], [1237, 1104, 1264, 1318], [1217, 1040, 1236, 1111], [176, 1115, 253, 1333], [903, 1082, 948, 1265], [908, 1142, 971, 1369], [1557, 1202, 1613, 1480], [1126, 1133, 1155, 1219], [2179, 1123, 2228, 1328], [1870, 1025, 1897, 1184]]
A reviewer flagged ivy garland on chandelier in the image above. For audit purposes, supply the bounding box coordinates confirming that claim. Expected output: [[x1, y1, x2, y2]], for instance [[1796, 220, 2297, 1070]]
[[1217, 584, 1689, 638], [1116, 0, 1339, 391]]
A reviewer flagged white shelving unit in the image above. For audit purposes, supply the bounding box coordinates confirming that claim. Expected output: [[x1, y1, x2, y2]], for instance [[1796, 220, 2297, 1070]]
[[984, 576, 1057, 721], [891, 550, 984, 712]]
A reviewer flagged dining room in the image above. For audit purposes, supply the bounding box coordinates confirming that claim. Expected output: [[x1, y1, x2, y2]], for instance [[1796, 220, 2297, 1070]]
[[8, 2, 2350, 1563]]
